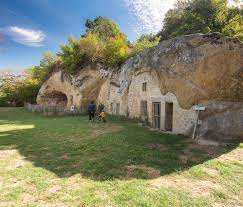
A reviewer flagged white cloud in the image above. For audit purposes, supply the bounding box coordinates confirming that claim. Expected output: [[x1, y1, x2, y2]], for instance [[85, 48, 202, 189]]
[[228, 0, 242, 7], [123, 0, 176, 36], [2, 26, 45, 47]]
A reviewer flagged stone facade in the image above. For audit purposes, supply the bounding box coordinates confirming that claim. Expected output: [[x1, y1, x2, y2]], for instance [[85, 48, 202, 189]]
[[98, 69, 197, 135]]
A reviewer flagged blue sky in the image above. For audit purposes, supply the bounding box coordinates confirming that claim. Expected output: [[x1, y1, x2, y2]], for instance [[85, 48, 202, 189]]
[[0, 0, 240, 72], [0, 0, 184, 71]]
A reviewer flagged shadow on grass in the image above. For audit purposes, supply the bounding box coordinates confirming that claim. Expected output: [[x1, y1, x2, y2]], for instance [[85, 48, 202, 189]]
[[0, 108, 240, 181]]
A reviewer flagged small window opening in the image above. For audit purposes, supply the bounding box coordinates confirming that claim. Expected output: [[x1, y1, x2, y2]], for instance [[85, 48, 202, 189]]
[[142, 82, 147, 92]]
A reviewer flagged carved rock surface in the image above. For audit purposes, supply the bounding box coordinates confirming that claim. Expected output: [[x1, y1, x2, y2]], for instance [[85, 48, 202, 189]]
[[117, 33, 243, 109], [37, 66, 107, 110], [37, 33, 243, 141], [197, 101, 243, 142]]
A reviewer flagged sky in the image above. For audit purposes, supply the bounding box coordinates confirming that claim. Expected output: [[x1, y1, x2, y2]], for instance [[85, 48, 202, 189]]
[[0, 0, 240, 72]]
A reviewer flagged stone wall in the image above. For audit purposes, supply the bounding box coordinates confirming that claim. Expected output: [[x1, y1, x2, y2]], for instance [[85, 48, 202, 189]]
[[127, 70, 197, 135], [98, 69, 197, 135], [24, 103, 43, 113]]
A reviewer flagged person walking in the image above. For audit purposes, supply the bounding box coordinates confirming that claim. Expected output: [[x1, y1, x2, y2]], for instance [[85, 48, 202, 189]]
[[99, 109, 107, 123], [88, 101, 96, 122]]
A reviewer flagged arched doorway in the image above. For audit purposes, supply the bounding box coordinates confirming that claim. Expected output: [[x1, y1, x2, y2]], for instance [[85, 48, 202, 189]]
[[44, 91, 68, 108]]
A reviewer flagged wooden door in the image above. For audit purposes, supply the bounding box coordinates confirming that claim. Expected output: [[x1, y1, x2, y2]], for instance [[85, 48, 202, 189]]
[[165, 102, 173, 131], [153, 102, 161, 129]]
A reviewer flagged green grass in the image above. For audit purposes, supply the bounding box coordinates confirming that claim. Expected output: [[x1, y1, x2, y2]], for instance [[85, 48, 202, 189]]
[[0, 107, 242, 207]]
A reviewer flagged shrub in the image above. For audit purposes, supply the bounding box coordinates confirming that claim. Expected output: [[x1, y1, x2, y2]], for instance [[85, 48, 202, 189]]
[[132, 34, 160, 55], [79, 32, 104, 63], [103, 35, 129, 67], [57, 36, 86, 74]]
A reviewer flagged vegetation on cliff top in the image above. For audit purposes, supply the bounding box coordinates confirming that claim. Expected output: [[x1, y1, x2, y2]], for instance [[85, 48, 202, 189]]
[[159, 0, 243, 41], [0, 0, 242, 106], [57, 16, 159, 74]]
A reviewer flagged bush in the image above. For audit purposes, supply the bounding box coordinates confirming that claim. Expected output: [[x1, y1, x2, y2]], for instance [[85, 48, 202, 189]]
[[79, 32, 104, 63], [0, 71, 40, 106], [103, 35, 129, 67], [159, 0, 243, 41], [57, 36, 86, 74], [132, 34, 160, 55]]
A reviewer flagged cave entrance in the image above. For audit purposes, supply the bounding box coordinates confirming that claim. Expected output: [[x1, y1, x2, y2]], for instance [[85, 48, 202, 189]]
[[45, 91, 68, 108]]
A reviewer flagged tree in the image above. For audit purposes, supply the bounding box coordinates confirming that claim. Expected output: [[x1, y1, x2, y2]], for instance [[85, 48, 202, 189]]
[[85, 16, 125, 41], [0, 71, 39, 106], [159, 0, 243, 41], [57, 36, 86, 74], [0, 51, 61, 106], [31, 51, 57, 83], [103, 35, 129, 67], [79, 32, 104, 63], [132, 34, 161, 54]]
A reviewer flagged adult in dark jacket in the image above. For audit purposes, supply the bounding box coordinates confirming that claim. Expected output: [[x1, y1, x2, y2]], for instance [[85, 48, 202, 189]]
[[88, 101, 96, 122]]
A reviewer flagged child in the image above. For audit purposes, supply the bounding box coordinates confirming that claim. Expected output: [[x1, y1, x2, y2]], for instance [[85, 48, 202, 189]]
[[99, 109, 107, 123], [70, 105, 75, 115]]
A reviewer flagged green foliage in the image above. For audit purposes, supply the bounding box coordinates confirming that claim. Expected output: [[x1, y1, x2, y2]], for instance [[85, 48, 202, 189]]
[[0, 72, 39, 106], [0, 52, 57, 106], [31, 51, 57, 83], [85, 16, 122, 41], [0, 108, 241, 206], [79, 32, 104, 63], [58, 17, 131, 73], [57, 36, 86, 74], [132, 34, 161, 54], [103, 35, 129, 67], [159, 0, 243, 41]]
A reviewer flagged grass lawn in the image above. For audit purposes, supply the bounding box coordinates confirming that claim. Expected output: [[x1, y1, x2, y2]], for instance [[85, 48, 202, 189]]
[[0, 107, 242, 207]]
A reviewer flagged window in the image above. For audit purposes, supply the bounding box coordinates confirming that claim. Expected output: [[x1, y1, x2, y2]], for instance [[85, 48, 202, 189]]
[[140, 101, 148, 116], [142, 82, 147, 92]]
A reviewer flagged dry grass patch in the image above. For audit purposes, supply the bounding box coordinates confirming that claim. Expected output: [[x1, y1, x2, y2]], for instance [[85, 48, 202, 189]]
[[217, 147, 243, 162], [0, 149, 28, 170], [148, 143, 168, 151], [150, 175, 222, 197], [90, 124, 123, 138], [202, 167, 219, 177]]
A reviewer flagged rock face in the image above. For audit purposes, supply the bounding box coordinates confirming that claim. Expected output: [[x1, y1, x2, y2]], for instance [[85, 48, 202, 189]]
[[37, 33, 243, 141], [197, 101, 243, 141], [115, 33, 242, 109], [37, 65, 108, 112]]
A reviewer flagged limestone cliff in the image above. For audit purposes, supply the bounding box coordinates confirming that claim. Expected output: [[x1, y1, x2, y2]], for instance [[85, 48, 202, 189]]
[[116, 33, 242, 109], [37, 33, 243, 141], [37, 64, 108, 111]]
